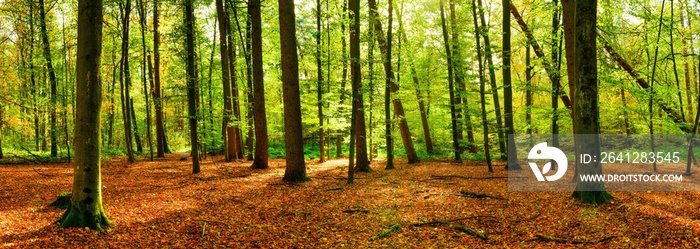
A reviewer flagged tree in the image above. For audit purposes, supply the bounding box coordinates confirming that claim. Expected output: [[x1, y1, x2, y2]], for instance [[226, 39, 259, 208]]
[[136, 0, 153, 161], [38, 0, 58, 157], [279, 0, 309, 182], [472, 0, 492, 172], [367, 0, 419, 164], [348, 0, 360, 183], [449, 0, 475, 154], [504, 0, 520, 170], [250, 0, 269, 169], [58, 0, 111, 232], [439, 0, 461, 162], [476, 0, 506, 160], [316, 0, 325, 163], [119, 0, 135, 163], [184, 0, 200, 174], [353, 0, 370, 173], [153, 0, 168, 157], [570, 0, 612, 204], [216, 0, 237, 162]]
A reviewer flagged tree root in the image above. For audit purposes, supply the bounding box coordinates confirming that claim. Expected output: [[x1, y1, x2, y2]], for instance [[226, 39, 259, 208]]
[[456, 191, 508, 200], [527, 234, 616, 244], [413, 220, 487, 240]]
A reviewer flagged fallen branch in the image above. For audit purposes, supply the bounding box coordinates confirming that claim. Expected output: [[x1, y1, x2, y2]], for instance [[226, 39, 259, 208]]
[[528, 234, 616, 244], [33, 168, 52, 177], [370, 223, 402, 241], [327, 187, 344, 191], [456, 191, 508, 200], [20, 146, 47, 164], [413, 220, 487, 240], [343, 209, 369, 214]]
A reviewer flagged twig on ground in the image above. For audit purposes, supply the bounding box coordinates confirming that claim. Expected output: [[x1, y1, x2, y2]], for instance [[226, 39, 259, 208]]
[[455, 191, 509, 200], [342, 209, 369, 214], [413, 220, 487, 240], [370, 223, 402, 241], [527, 234, 616, 244], [33, 168, 51, 177], [327, 187, 344, 191]]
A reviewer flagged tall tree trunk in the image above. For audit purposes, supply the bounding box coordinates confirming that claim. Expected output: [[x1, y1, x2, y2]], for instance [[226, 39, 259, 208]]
[[504, 0, 520, 169], [550, 0, 560, 152], [225, 5, 245, 159], [670, 1, 685, 122], [471, 0, 492, 172], [447, 0, 465, 155], [130, 98, 143, 153], [337, 0, 348, 159], [383, 0, 395, 169], [395, 8, 435, 155], [153, 0, 167, 157], [347, 0, 360, 183], [368, 0, 419, 164], [353, 0, 370, 172], [39, 0, 58, 157], [137, 0, 153, 161], [108, 37, 116, 148], [476, 0, 506, 160], [439, 0, 461, 162], [680, 0, 693, 120], [29, 0, 40, 151], [316, 0, 325, 163], [120, 0, 135, 163], [279, 0, 309, 182], [250, 0, 269, 169], [570, 0, 612, 204], [216, 0, 236, 161], [58, 0, 111, 232], [185, 0, 200, 174], [234, 5, 255, 161], [526, 42, 533, 146]]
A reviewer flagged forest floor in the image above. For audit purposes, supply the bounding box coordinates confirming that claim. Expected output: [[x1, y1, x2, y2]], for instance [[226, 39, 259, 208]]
[[1, 154, 700, 248]]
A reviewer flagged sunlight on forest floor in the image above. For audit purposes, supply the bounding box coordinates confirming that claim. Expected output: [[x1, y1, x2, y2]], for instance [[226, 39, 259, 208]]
[[2, 155, 700, 248]]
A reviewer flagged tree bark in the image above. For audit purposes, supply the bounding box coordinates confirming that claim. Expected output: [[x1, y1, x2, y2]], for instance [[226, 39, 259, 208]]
[[119, 0, 135, 163], [439, 0, 461, 162], [38, 0, 58, 157], [279, 0, 309, 182], [368, 0, 419, 164], [504, 0, 520, 169], [58, 0, 111, 232], [136, 0, 153, 161], [471, 0, 492, 172], [250, 0, 269, 169], [225, 4, 245, 159], [570, 0, 612, 204], [185, 0, 200, 173], [476, 0, 506, 160], [216, 0, 236, 161], [348, 0, 360, 183], [153, 0, 167, 157], [316, 0, 325, 163]]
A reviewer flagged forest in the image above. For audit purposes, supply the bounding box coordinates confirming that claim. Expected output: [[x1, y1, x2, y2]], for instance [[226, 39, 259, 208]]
[[1, 0, 700, 247]]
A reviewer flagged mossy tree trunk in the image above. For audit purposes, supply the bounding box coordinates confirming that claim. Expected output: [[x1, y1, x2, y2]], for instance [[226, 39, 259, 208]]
[[58, 0, 111, 232], [570, 0, 612, 204], [279, 0, 309, 182]]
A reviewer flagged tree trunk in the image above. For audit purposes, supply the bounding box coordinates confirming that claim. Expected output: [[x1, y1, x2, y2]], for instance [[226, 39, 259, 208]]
[[526, 42, 532, 146], [137, 0, 153, 161], [476, 0, 506, 160], [337, 0, 348, 159], [184, 0, 200, 173], [347, 0, 360, 183], [216, 0, 236, 161], [29, 1, 40, 151], [383, 0, 395, 169], [279, 0, 309, 182], [670, 1, 686, 122], [39, 0, 59, 157], [439, 0, 461, 162], [119, 0, 135, 163], [550, 0, 560, 156], [130, 98, 143, 153], [367, 0, 419, 164], [239, 6, 255, 161], [58, 0, 111, 232], [471, 0, 492, 172], [225, 5, 245, 159], [570, 0, 612, 204], [316, 0, 325, 163], [250, 0, 269, 169], [153, 0, 167, 157], [504, 0, 520, 169], [108, 37, 117, 148]]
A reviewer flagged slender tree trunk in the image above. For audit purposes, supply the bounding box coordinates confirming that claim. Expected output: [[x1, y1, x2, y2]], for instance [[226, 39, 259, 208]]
[[279, 0, 309, 182], [353, 0, 370, 172], [621, 87, 631, 147], [670, 1, 685, 122], [347, 0, 360, 183], [368, 0, 419, 164], [476, 0, 506, 160], [315, 0, 325, 163], [130, 98, 143, 153], [525, 43, 532, 146], [39, 0, 58, 157], [250, 0, 269, 169], [337, 0, 348, 159], [471, 0, 492, 172], [570, 0, 612, 204], [439, 0, 461, 162], [185, 0, 200, 173], [383, 0, 395, 169], [225, 5, 245, 159], [504, 0, 520, 169], [29, 1, 39, 151], [550, 0, 560, 155], [58, 0, 111, 232], [108, 37, 117, 147], [236, 6, 255, 161], [448, 0, 468, 155], [216, 0, 236, 161], [649, 0, 667, 172], [680, 0, 693, 120], [137, 0, 153, 161], [153, 0, 167, 157], [120, 1, 135, 163]]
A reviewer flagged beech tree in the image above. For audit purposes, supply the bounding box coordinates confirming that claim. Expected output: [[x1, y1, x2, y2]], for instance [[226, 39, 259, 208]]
[[184, 0, 200, 174], [250, 0, 269, 169], [58, 0, 111, 232]]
